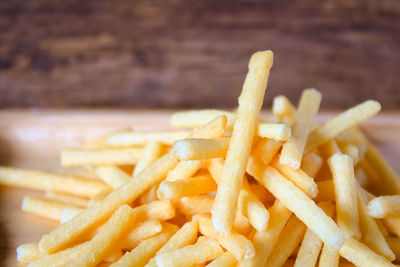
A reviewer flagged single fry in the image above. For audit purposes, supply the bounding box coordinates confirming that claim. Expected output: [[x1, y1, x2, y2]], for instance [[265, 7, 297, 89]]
[[198, 215, 255, 260], [155, 236, 223, 267], [21, 195, 83, 221], [272, 95, 296, 125], [247, 157, 345, 251], [111, 224, 179, 267], [328, 153, 361, 239], [107, 129, 191, 146], [318, 245, 340, 267], [339, 142, 361, 165], [254, 138, 282, 165], [256, 123, 291, 141], [301, 152, 323, 177], [305, 100, 381, 153], [121, 219, 163, 250], [173, 137, 230, 160], [61, 147, 143, 166], [0, 167, 111, 198], [45, 190, 89, 207], [157, 174, 217, 200], [272, 155, 318, 198], [339, 238, 395, 267], [17, 243, 47, 263], [266, 215, 306, 267], [133, 141, 164, 176], [178, 195, 214, 216], [165, 160, 203, 181], [367, 195, 400, 218], [95, 166, 131, 189], [206, 252, 237, 267], [212, 50, 274, 234]]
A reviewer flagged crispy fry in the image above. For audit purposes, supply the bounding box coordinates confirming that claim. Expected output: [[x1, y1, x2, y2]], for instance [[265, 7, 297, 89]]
[[319, 139, 341, 159], [247, 157, 345, 251], [328, 153, 360, 239], [319, 245, 340, 267], [60, 207, 83, 223], [107, 129, 191, 146], [121, 219, 163, 250], [212, 51, 273, 234], [305, 100, 381, 153], [45, 190, 89, 207], [133, 141, 164, 176], [367, 195, 400, 218], [206, 252, 237, 267], [256, 123, 291, 141], [301, 152, 323, 177], [254, 138, 282, 165], [280, 89, 321, 169], [339, 142, 361, 165], [272, 95, 296, 125], [61, 148, 143, 166], [0, 167, 111, 198], [178, 195, 214, 216], [165, 160, 203, 181], [95, 166, 131, 189], [17, 243, 47, 263], [138, 184, 159, 205], [173, 138, 230, 160]]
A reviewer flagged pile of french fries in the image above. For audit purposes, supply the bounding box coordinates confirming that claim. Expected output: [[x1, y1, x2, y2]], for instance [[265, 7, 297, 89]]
[[1, 50, 400, 266]]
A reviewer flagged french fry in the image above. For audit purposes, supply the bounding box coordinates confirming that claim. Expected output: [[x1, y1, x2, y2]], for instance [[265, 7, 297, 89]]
[[107, 129, 191, 146], [178, 195, 214, 216], [272, 155, 318, 198], [95, 166, 131, 189], [83, 128, 132, 149], [138, 184, 159, 205], [21, 195, 83, 221], [359, 159, 386, 194], [0, 167, 111, 198], [61, 148, 143, 166], [45, 190, 89, 207], [110, 224, 179, 267], [358, 189, 395, 261], [233, 209, 252, 235], [367, 195, 400, 218], [272, 95, 296, 125], [280, 89, 322, 169], [305, 100, 381, 153], [248, 183, 275, 204], [266, 215, 306, 267], [339, 142, 361, 165], [301, 152, 323, 177], [319, 245, 340, 267], [294, 202, 335, 267], [198, 215, 255, 260], [247, 157, 345, 251], [88, 190, 109, 206], [328, 153, 361, 239], [355, 166, 369, 188], [314, 180, 335, 202], [212, 50, 274, 234], [339, 238, 395, 267], [386, 237, 400, 261], [146, 221, 199, 267], [121, 219, 163, 250], [157, 174, 217, 200], [165, 160, 203, 181], [173, 138, 230, 160], [60, 207, 83, 223], [319, 139, 341, 159], [383, 215, 400, 238], [206, 252, 237, 267], [133, 141, 164, 176], [256, 123, 291, 141], [103, 250, 123, 263], [336, 127, 368, 159], [17, 243, 47, 263], [253, 138, 282, 165], [170, 109, 235, 129]]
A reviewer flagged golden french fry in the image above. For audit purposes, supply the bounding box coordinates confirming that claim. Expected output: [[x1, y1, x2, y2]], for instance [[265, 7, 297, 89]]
[[339, 142, 361, 165], [367, 195, 400, 218], [383, 215, 400, 238], [305, 100, 381, 153], [266, 215, 306, 267], [198, 215, 255, 260], [272, 156, 318, 198], [170, 109, 235, 129], [138, 184, 159, 205], [155, 236, 223, 267], [111, 224, 179, 267], [280, 89, 322, 169], [301, 152, 323, 177], [45, 190, 89, 207], [359, 159, 386, 194], [21, 195, 83, 221], [212, 50, 274, 234], [157, 174, 217, 200], [294, 202, 335, 267], [88, 190, 109, 206], [95, 166, 131, 189], [256, 123, 291, 141], [254, 138, 282, 165], [60, 207, 83, 223], [358, 188, 395, 261], [102, 249, 123, 263], [173, 138, 230, 160], [121, 219, 163, 250], [339, 238, 395, 267], [83, 128, 132, 149], [272, 95, 296, 125], [248, 182, 275, 204], [133, 141, 164, 176], [328, 153, 361, 239], [386, 237, 400, 261], [17, 243, 47, 263], [318, 245, 340, 267], [336, 127, 368, 158], [61, 148, 143, 166], [247, 157, 345, 251], [107, 129, 191, 146], [178, 195, 214, 216], [233, 209, 252, 235], [165, 160, 203, 181], [355, 166, 369, 188], [206, 252, 237, 267], [319, 139, 341, 159], [0, 167, 111, 198]]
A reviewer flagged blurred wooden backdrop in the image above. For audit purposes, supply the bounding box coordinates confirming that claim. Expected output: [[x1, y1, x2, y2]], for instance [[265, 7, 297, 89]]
[[0, 0, 399, 109]]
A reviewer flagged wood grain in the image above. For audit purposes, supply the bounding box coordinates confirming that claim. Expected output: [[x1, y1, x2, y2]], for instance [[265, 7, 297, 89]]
[[0, 0, 399, 109]]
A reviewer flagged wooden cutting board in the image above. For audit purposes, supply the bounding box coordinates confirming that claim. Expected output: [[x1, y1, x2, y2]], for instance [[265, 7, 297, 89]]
[[0, 109, 399, 266]]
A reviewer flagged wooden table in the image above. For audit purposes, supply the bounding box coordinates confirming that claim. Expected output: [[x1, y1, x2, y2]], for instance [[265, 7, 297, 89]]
[[0, 110, 399, 266]]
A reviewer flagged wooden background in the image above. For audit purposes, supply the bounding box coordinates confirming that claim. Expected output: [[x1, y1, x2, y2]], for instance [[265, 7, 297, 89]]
[[0, 0, 399, 109]]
